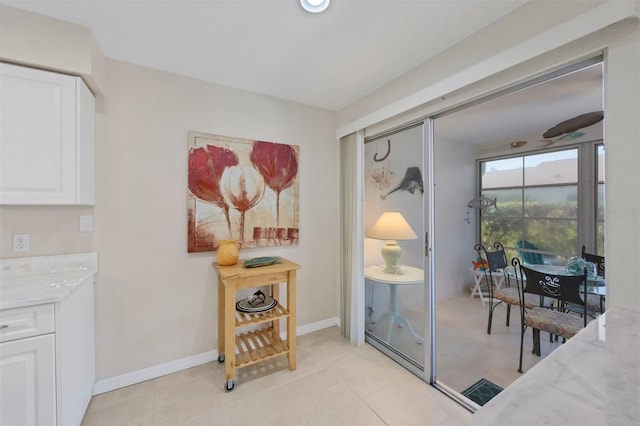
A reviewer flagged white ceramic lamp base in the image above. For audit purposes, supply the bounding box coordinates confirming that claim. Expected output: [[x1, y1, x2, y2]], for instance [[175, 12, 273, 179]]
[[381, 240, 402, 274]]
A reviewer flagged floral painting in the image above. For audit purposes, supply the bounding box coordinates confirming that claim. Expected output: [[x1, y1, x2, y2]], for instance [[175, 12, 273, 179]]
[[187, 132, 300, 253]]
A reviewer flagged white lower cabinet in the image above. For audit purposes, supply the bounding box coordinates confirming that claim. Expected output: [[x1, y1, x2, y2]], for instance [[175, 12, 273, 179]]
[[0, 334, 56, 426], [55, 281, 95, 426], [0, 280, 95, 426]]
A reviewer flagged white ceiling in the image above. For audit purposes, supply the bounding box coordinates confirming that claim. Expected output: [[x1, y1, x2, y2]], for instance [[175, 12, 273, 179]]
[[436, 63, 604, 148], [5, 0, 604, 147], [4, 0, 527, 111]]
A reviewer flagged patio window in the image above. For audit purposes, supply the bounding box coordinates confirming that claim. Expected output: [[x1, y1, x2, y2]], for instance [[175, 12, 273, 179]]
[[479, 145, 603, 262]]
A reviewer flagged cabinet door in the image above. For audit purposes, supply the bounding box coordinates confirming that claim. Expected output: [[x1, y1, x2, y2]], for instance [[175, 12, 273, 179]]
[[55, 280, 95, 426], [0, 63, 77, 204], [1, 334, 56, 426]]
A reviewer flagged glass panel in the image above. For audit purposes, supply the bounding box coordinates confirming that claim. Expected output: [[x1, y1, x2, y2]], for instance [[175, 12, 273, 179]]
[[597, 222, 605, 256], [481, 157, 523, 188], [524, 219, 578, 257], [481, 217, 523, 248], [597, 144, 605, 255], [504, 247, 521, 264], [480, 189, 522, 217], [597, 184, 605, 221], [597, 145, 605, 182], [524, 149, 578, 185], [523, 186, 578, 218], [364, 124, 425, 371]]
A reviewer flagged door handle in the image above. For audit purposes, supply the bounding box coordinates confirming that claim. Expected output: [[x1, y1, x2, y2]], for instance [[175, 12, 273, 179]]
[[425, 231, 429, 257]]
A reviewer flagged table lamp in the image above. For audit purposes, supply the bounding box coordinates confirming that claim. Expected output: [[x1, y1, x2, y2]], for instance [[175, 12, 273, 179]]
[[367, 211, 418, 274]]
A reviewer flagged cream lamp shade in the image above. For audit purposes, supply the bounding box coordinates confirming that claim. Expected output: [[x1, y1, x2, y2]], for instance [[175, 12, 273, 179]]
[[367, 211, 418, 274]]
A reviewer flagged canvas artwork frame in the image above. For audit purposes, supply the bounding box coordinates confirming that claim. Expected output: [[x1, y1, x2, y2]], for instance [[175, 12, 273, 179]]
[[187, 131, 300, 253]]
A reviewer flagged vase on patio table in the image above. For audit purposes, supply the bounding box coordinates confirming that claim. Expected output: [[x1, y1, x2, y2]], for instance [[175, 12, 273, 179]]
[[566, 256, 597, 279], [216, 240, 241, 266], [566, 256, 585, 275]]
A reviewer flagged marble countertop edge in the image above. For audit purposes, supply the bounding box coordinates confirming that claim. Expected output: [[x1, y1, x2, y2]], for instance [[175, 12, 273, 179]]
[[0, 252, 97, 310]]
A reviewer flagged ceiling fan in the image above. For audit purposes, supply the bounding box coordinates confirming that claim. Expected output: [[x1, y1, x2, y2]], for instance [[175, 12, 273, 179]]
[[539, 110, 604, 148], [510, 110, 604, 150]]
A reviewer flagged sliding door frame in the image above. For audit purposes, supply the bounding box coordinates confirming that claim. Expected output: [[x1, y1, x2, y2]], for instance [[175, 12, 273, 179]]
[[362, 121, 428, 380]]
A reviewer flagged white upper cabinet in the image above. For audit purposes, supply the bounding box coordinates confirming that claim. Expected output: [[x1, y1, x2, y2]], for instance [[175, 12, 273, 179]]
[[0, 63, 95, 205]]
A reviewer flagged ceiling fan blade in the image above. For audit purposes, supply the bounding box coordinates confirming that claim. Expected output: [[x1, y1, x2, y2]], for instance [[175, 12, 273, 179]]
[[542, 111, 604, 139], [538, 133, 571, 149]]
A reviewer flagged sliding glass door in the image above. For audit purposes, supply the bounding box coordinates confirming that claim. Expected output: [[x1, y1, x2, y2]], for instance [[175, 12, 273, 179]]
[[430, 60, 604, 409], [363, 123, 427, 377]]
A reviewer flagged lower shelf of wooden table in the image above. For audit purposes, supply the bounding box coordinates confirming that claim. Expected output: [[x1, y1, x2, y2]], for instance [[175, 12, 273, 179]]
[[235, 303, 289, 327], [234, 327, 290, 368]]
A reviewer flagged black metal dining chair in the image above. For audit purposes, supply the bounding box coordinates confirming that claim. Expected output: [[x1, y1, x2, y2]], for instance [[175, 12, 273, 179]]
[[581, 245, 606, 314], [474, 243, 550, 334], [512, 257, 591, 373], [582, 245, 605, 277], [475, 243, 508, 334]]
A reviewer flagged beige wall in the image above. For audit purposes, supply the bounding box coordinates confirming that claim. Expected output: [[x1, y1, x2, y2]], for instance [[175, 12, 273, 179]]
[[90, 60, 339, 379], [604, 18, 640, 312], [0, 5, 106, 94], [0, 206, 95, 256]]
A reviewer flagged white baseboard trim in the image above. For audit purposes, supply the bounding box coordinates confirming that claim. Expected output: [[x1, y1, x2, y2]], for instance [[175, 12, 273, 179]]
[[294, 316, 340, 337], [92, 316, 340, 395]]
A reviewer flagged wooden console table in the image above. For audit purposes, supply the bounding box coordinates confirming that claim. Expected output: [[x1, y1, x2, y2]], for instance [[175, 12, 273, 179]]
[[213, 257, 300, 391]]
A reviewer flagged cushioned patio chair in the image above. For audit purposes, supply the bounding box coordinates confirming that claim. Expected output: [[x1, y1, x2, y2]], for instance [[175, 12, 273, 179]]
[[515, 240, 546, 265], [474, 243, 550, 335], [512, 257, 592, 373]]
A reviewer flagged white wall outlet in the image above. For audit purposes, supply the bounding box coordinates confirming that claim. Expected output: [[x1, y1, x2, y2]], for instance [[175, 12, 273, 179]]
[[13, 234, 30, 252], [79, 215, 94, 232]]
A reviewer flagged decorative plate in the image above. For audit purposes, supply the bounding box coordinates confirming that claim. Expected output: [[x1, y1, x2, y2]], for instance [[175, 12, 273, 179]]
[[243, 256, 280, 268], [236, 296, 277, 313]]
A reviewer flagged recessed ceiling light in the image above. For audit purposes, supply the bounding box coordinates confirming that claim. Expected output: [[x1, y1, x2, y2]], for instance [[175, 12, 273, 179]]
[[300, 0, 330, 14]]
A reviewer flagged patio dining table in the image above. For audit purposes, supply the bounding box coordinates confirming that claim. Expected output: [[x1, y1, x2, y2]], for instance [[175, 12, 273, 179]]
[[508, 263, 606, 312]]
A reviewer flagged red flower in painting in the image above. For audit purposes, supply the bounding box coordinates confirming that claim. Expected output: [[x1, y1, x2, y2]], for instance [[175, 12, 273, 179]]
[[188, 145, 239, 236], [250, 141, 298, 193], [188, 145, 238, 207], [250, 141, 298, 226]]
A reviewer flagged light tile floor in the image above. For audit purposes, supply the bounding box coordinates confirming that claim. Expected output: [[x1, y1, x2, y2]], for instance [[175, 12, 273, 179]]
[[434, 293, 563, 391], [366, 291, 565, 394], [81, 326, 472, 426]]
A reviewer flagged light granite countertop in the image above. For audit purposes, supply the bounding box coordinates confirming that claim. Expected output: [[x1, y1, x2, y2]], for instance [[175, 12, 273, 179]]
[[0, 252, 97, 310], [472, 307, 640, 425]]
